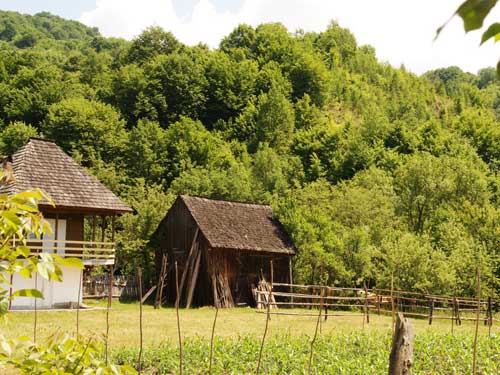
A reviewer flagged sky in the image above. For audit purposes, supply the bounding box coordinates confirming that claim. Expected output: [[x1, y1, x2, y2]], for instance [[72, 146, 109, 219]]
[[2, 0, 500, 75]]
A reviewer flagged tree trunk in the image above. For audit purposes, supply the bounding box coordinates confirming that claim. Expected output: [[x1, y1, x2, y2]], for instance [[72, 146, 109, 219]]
[[389, 313, 414, 375]]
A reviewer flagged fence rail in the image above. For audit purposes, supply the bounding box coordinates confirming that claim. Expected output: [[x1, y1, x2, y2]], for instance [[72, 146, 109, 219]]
[[258, 282, 497, 326]]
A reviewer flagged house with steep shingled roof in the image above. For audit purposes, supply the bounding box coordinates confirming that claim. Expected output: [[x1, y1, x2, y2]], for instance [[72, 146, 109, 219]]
[[151, 195, 295, 308], [1, 138, 132, 309]]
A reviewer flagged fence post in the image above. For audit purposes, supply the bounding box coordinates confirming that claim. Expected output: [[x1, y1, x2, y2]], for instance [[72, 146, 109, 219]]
[[391, 275, 395, 333], [487, 296, 493, 336], [364, 282, 369, 325], [388, 313, 414, 375], [175, 261, 183, 375], [428, 298, 434, 326], [138, 268, 143, 375], [451, 296, 455, 334], [376, 290, 381, 315], [324, 287, 328, 321], [472, 267, 481, 375]]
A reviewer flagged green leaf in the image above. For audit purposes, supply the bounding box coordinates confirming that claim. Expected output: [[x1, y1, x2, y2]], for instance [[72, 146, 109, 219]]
[[12, 191, 44, 201], [0, 340, 12, 356], [12, 289, 43, 298], [36, 262, 50, 280], [0, 211, 22, 228], [457, 0, 498, 32], [57, 257, 84, 269], [15, 245, 30, 258], [18, 267, 32, 279], [436, 0, 498, 39], [481, 22, 500, 44]]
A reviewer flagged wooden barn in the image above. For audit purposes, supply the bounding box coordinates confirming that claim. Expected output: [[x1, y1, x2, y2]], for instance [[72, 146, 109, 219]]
[[151, 195, 295, 308]]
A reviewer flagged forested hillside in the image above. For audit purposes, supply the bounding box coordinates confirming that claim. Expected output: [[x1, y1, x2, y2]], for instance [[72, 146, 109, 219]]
[[1, 10, 500, 296]]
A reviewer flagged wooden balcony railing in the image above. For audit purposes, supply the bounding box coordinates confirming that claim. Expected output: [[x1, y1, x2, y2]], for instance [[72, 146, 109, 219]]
[[20, 239, 116, 265]]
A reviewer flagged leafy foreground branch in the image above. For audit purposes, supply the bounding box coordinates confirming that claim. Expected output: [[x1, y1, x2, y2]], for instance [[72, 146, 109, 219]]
[[0, 171, 136, 374], [113, 332, 500, 375], [0, 333, 135, 375]]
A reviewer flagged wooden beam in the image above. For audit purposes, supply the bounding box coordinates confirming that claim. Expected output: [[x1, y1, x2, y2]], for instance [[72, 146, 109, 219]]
[[185, 247, 202, 309], [178, 228, 199, 303], [155, 254, 168, 309]]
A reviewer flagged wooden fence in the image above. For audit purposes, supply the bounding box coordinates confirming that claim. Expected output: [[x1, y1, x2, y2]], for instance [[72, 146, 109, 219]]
[[83, 274, 142, 300], [255, 283, 497, 326]]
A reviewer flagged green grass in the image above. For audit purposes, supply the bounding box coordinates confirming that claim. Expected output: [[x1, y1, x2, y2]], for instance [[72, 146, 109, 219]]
[[2, 300, 499, 374], [114, 332, 500, 374]]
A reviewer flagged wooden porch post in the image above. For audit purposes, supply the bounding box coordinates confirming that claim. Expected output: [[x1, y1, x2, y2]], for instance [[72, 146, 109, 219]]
[[54, 213, 59, 254], [110, 216, 116, 308], [289, 257, 293, 305], [92, 215, 97, 242], [101, 215, 106, 243], [111, 215, 116, 243]]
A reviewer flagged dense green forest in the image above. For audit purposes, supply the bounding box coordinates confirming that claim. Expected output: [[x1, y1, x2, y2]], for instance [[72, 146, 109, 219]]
[[1, 10, 500, 297]]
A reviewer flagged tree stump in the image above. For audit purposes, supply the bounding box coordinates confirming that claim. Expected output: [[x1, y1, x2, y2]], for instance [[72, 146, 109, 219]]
[[389, 313, 414, 375]]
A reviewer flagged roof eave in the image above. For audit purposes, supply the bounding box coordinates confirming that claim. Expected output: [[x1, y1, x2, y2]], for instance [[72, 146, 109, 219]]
[[209, 246, 295, 256], [38, 203, 133, 215]]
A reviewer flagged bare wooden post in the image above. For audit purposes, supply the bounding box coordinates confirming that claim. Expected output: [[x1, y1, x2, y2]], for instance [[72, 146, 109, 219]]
[[8, 273, 13, 311], [428, 298, 434, 326], [105, 264, 113, 365], [270, 260, 274, 309], [138, 268, 143, 374], [308, 286, 323, 374], [76, 268, 82, 340], [175, 261, 183, 375], [388, 313, 414, 375], [472, 267, 481, 375], [391, 274, 395, 333], [34, 272, 37, 343], [208, 305, 219, 375], [256, 260, 273, 375]]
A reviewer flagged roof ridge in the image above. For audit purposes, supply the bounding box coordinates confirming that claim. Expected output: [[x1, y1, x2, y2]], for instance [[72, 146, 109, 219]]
[[28, 137, 56, 143], [180, 195, 271, 208]]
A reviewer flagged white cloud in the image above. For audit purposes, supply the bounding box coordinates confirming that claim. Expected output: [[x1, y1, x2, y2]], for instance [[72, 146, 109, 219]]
[[80, 0, 500, 74]]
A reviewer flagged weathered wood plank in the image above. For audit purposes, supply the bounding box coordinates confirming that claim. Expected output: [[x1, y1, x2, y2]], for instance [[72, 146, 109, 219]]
[[388, 313, 414, 375]]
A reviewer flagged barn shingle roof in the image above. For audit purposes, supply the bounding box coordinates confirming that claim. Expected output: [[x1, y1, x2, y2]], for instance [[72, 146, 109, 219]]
[[0, 138, 132, 214], [180, 195, 295, 255]]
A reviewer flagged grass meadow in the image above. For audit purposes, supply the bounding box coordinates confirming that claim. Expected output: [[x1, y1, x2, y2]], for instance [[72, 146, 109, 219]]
[[2, 300, 499, 374]]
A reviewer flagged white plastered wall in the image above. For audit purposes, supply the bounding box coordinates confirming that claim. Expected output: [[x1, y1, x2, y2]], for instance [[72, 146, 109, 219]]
[[7, 264, 82, 310]]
